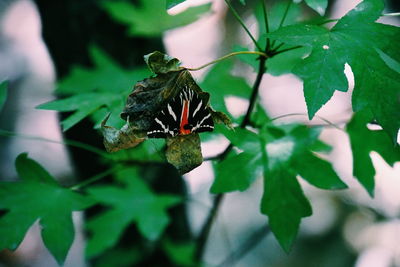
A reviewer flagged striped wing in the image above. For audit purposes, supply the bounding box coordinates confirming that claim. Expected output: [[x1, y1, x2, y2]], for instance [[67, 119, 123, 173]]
[[147, 86, 214, 138], [187, 89, 214, 133], [147, 96, 182, 138]]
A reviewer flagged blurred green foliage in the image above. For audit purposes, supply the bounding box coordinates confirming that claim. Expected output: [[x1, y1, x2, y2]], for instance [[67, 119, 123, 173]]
[[0, 0, 399, 265]]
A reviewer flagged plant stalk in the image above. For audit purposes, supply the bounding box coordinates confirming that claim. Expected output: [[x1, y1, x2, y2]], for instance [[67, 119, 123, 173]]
[[224, 0, 263, 51], [184, 51, 267, 71], [194, 45, 268, 263]]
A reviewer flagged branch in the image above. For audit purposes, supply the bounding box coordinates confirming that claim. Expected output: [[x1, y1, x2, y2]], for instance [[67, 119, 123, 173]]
[[217, 225, 270, 267], [70, 166, 122, 190], [195, 44, 268, 263], [194, 194, 225, 261]]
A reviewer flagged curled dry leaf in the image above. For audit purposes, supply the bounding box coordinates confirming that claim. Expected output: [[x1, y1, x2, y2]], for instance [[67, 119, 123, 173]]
[[101, 114, 145, 153]]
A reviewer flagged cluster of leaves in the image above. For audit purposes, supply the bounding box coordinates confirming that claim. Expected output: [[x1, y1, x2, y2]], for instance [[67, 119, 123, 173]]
[[0, 154, 180, 265], [167, 0, 400, 252], [1, 0, 400, 265]]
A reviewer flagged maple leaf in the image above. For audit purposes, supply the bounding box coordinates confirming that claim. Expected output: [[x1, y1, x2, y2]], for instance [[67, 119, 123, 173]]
[[266, 0, 400, 142], [37, 47, 149, 131], [103, 0, 211, 37], [347, 111, 400, 196], [0, 153, 94, 265], [85, 167, 181, 258], [211, 124, 346, 252]]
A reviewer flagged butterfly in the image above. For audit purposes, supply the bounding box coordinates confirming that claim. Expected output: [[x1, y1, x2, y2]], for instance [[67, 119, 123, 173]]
[[147, 85, 214, 138]]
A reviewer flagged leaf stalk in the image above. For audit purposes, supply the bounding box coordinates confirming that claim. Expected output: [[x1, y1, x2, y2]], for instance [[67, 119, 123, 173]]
[[224, 0, 263, 51], [184, 51, 267, 71]]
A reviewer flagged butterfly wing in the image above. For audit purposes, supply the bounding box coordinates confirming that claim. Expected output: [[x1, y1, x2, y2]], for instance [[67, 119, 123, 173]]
[[147, 86, 214, 138], [188, 90, 214, 133], [147, 95, 182, 138]]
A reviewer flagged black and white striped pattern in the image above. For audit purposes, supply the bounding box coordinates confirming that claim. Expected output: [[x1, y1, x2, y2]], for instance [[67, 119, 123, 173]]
[[147, 86, 214, 138]]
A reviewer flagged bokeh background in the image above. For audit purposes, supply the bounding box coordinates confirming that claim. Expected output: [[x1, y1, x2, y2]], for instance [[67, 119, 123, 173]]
[[0, 0, 399, 266]]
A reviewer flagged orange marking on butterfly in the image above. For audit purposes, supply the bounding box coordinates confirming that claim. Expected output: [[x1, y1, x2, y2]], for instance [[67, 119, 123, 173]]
[[180, 100, 191, 135]]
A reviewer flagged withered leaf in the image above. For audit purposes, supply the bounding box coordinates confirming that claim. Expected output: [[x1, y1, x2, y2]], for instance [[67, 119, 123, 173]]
[[166, 133, 203, 174], [144, 51, 182, 74], [101, 114, 145, 153]]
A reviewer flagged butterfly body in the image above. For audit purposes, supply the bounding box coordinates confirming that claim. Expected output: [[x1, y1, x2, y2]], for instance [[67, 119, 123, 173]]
[[147, 86, 214, 138]]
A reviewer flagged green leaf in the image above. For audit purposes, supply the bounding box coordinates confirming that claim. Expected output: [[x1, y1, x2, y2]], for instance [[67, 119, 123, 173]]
[[37, 47, 150, 130], [57, 46, 149, 95], [261, 124, 345, 251], [261, 167, 312, 252], [251, 102, 270, 126], [0, 153, 94, 265], [292, 151, 347, 190], [166, 0, 186, 9], [304, 0, 328, 16], [346, 111, 400, 197], [86, 167, 181, 257], [0, 80, 7, 112], [37, 92, 120, 131], [211, 126, 263, 193], [163, 239, 196, 266], [211, 151, 262, 193], [103, 0, 211, 37], [216, 125, 260, 152], [266, 0, 400, 142], [377, 49, 400, 74], [267, 46, 311, 76], [15, 153, 57, 185]]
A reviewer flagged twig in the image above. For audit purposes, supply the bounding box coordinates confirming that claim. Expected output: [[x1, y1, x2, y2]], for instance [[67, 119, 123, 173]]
[[184, 51, 267, 71], [260, 0, 270, 50], [270, 0, 292, 49], [70, 166, 122, 190], [0, 129, 110, 158], [269, 112, 346, 132], [217, 225, 270, 267], [195, 41, 268, 263], [273, 45, 303, 55], [278, 1, 292, 29], [194, 194, 225, 261], [224, 0, 263, 51]]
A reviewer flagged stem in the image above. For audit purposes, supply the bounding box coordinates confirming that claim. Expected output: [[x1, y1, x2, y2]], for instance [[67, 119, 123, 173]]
[[194, 194, 225, 261], [240, 54, 267, 127], [224, 0, 263, 51], [70, 166, 122, 190], [273, 45, 303, 55], [217, 225, 270, 266], [270, 0, 292, 49], [260, 0, 270, 50], [0, 129, 110, 158], [269, 112, 346, 132], [278, 1, 292, 29], [184, 51, 267, 71], [195, 42, 268, 263]]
